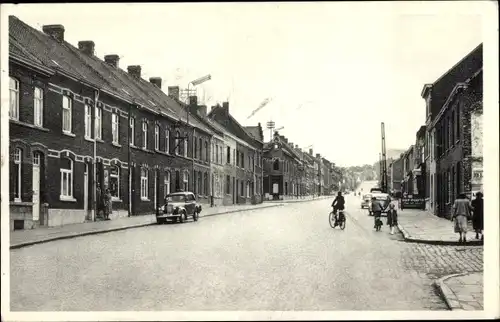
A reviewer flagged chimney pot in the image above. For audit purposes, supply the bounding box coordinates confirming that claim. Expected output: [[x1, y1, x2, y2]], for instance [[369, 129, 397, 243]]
[[222, 102, 229, 111], [78, 41, 95, 56], [42, 24, 65, 42], [127, 65, 142, 79], [149, 77, 162, 89], [309, 149, 313, 155], [168, 86, 180, 100], [104, 54, 120, 68], [198, 105, 207, 118]]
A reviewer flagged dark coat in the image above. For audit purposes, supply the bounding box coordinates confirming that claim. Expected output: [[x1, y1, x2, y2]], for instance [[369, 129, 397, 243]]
[[471, 197, 484, 230], [386, 209, 398, 226]]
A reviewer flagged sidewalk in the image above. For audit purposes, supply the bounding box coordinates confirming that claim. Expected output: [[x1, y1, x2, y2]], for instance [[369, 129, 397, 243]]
[[434, 272, 484, 310], [264, 195, 331, 204], [396, 208, 483, 246], [10, 202, 283, 249]]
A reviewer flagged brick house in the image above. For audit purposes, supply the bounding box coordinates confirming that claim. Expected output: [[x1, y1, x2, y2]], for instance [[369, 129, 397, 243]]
[[413, 125, 427, 198], [8, 16, 216, 230], [243, 124, 265, 202], [388, 156, 404, 195], [401, 146, 415, 196], [422, 43, 482, 217], [208, 102, 264, 205]]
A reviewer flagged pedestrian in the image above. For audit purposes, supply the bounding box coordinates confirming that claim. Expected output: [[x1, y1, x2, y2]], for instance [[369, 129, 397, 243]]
[[103, 188, 113, 220], [386, 203, 398, 235], [96, 183, 103, 219], [371, 196, 383, 229], [471, 192, 484, 240], [451, 193, 473, 243]]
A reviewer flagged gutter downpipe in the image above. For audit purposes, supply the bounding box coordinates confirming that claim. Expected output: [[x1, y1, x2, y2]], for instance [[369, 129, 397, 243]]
[[128, 103, 132, 217], [92, 89, 100, 222]]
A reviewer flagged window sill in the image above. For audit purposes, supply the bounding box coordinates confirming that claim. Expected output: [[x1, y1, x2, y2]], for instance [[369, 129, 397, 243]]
[[10, 119, 51, 132], [112, 142, 122, 148], [63, 132, 76, 137], [85, 137, 95, 143], [10, 201, 34, 206], [60, 196, 77, 202], [96, 138, 104, 143], [111, 198, 123, 202], [141, 197, 151, 202]]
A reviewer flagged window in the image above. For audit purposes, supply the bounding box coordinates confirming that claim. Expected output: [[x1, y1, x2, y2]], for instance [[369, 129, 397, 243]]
[[215, 145, 219, 164], [110, 166, 120, 200], [184, 133, 189, 157], [274, 159, 279, 170], [62, 95, 72, 133], [154, 124, 160, 150], [456, 162, 461, 197], [129, 118, 135, 146], [13, 148, 22, 201], [227, 147, 231, 163], [199, 138, 203, 160], [226, 175, 230, 194], [236, 151, 240, 167], [246, 182, 250, 198], [204, 172, 209, 195], [455, 107, 460, 143], [84, 104, 92, 138], [183, 171, 189, 191], [447, 170, 452, 204], [240, 181, 244, 196], [34, 87, 44, 127], [95, 107, 102, 140], [60, 157, 74, 199], [9, 77, 19, 120], [241, 152, 245, 168], [112, 113, 119, 144], [205, 141, 209, 162], [142, 121, 148, 149], [451, 111, 455, 144], [165, 129, 170, 153], [233, 149, 236, 165], [175, 131, 180, 155], [141, 168, 148, 200], [194, 138, 198, 159], [164, 171, 171, 197]]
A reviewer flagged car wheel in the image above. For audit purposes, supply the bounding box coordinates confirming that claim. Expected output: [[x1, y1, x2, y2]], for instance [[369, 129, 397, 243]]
[[156, 218, 164, 225], [179, 212, 185, 223], [193, 211, 199, 222]]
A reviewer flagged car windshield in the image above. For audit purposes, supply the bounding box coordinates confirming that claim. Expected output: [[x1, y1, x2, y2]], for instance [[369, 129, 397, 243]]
[[364, 194, 372, 199], [166, 195, 185, 202]]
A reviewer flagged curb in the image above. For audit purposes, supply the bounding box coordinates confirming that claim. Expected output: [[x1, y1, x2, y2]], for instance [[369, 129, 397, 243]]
[[397, 223, 484, 246], [10, 204, 284, 250], [433, 272, 470, 311], [264, 196, 330, 204]]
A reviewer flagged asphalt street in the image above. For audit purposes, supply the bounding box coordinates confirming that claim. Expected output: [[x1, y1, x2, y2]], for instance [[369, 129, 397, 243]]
[[11, 189, 482, 311]]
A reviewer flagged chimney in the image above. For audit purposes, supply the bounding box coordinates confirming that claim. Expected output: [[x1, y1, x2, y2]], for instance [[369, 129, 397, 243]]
[[149, 77, 162, 89], [127, 65, 141, 79], [309, 149, 313, 156], [211, 105, 217, 111], [198, 105, 207, 118], [42, 24, 65, 42], [168, 86, 180, 100], [295, 144, 299, 149], [222, 102, 229, 112], [316, 153, 321, 158], [78, 41, 95, 56], [189, 96, 198, 107], [104, 54, 120, 68]]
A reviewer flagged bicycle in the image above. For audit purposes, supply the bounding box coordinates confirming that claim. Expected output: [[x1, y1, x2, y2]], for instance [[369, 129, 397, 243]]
[[329, 209, 346, 230]]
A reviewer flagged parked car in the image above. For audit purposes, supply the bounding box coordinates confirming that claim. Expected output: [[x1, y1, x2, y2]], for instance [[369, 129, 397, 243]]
[[361, 193, 372, 209], [370, 187, 383, 193], [156, 191, 202, 224], [368, 192, 392, 216]]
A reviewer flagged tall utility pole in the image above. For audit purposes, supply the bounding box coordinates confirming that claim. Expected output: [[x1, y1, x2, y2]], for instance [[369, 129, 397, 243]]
[[381, 122, 388, 193]]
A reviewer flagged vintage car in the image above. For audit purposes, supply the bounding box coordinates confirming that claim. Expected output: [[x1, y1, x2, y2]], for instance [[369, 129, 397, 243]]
[[156, 191, 202, 224], [361, 193, 372, 209], [368, 192, 392, 216]]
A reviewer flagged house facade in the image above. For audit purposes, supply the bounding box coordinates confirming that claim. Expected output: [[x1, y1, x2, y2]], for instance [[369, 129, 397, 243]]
[[422, 43, 482, 217], [8, 16, 218, 231]]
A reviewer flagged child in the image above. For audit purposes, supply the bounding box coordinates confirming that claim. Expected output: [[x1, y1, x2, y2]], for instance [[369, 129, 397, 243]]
[[386, 203, 398, 235]]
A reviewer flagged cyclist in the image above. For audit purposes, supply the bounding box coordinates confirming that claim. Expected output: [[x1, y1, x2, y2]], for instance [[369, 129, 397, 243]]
[[331, 191, 345, 226], [371, 196, 383, 229]]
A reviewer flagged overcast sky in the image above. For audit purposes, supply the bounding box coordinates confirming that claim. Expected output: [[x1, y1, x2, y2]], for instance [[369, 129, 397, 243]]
[[5, 2, 485, 167]]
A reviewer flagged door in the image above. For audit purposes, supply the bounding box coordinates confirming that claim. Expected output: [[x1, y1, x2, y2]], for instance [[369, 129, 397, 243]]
[[32, 152, 41, 222], [232, 177, 235, 204], [84, 163, 89, 219], [154, 169, 158, 212]]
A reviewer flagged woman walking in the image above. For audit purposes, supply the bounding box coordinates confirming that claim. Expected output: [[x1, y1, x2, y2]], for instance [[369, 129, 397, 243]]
[[451, 193, 473, 243], [386, 203, 398, 235], [471, 192, 484, 240]]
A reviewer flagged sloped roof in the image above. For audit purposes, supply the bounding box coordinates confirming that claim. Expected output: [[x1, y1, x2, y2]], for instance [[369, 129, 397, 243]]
[[428, 43, 482, 117], [208, 106, 262, 147], [243, 125, 263, 142]]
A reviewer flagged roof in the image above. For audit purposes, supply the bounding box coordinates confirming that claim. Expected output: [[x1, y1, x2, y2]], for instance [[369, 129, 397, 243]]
[[426, 43, 482, 118], [8, 15, 215, 136], [243, 125, 264, 142], [208, 106, 262, 148]]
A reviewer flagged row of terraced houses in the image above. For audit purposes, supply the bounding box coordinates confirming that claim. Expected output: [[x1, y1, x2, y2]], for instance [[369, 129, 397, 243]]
[[388, 43, 483, 218], [7, 16, 340, 231]]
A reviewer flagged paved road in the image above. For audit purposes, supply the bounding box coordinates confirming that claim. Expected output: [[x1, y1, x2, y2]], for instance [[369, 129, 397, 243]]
[[10, 193, 482, 311]]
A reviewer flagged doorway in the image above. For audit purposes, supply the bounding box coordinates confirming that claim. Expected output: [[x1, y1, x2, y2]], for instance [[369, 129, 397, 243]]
[[32, 152, 41, 223], [84, 163, 90, 220]]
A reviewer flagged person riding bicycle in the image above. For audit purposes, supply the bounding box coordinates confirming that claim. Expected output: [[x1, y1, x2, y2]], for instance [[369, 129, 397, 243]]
[[332, 191, 345, 226], [371, 196, 383, 229]]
